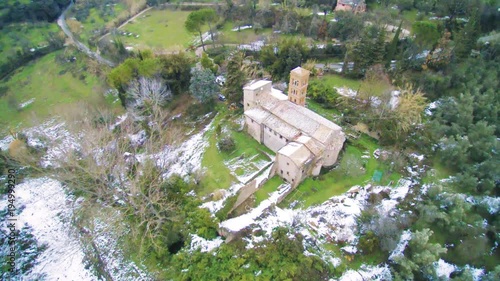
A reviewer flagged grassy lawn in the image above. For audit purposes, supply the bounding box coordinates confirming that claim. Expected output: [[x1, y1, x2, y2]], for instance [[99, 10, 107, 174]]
[[281, 134, 401, 208], [312, 74, 362, 90], [118, 10, 195, 51], [254, 176, 284, 205], [199, 108, 273, 196], [0, 51, 109, 132], [305, 100, 342, 123], [0, 22, 61, 65]]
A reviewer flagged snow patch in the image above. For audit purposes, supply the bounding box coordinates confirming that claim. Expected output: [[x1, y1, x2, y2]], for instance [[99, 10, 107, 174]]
[[478, 196, 500, 214], [190, 234, 224, 252], [335, 87, 357, 98], [434, 259, 457, 278], [389, 229, 412, 261], [232, 25, 252, 31], [24, 120, 80, 168], [220, 188, 287, 232], [238, 40, 265, 52], [18, 98, 36, 109], [338, 264, 392, 281], [0, 135, 14, 151]]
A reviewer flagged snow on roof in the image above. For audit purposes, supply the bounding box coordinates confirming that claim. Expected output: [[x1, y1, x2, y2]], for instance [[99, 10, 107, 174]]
[[270, 88, 288, 100], [270, 101, 342, 144], [243, 80, 272, 91], [278, 142, 313, 167], [244, 108, 271, 123], [262, 114, 301, 140]]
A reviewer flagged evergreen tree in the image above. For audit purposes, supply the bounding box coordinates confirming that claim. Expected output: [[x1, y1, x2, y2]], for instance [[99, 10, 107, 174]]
[[386, 21, 402, 68], [223, 53, 246, 104], [454, 7, 481, 60]]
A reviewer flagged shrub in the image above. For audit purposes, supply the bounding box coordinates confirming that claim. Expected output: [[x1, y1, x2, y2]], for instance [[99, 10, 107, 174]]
[[218, 136, 235, 152], [358, 231, 380, 254]]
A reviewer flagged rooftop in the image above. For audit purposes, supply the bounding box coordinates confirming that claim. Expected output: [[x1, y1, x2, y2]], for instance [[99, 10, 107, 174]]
[[291, 66, 311, 76], [245, 79, 343, 145], [278, 142, 313, 167], [243, 80, 272, 91]]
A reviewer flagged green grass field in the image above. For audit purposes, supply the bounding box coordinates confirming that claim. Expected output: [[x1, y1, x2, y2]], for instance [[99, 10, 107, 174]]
[[199, 107, 273, 196], [312, 74, 362, 90], [0, 22, 61, 65], [118, 9, 195, 51], [0, 51, 108, 131]]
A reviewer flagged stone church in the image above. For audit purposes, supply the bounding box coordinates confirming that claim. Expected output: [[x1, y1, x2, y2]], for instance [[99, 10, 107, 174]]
[[244, 67, 346, 187]]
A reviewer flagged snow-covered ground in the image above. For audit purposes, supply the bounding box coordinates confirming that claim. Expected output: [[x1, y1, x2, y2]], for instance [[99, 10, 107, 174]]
[[91, 210, 152, 280], [219, 178, 414, 271], [190, 234, 224, 253], [0, 177, 153, 280], [1, 178, 97, 280], [335, 87, 357, 98], [134, 117, 214, 180], [232, 25, 252, 31], [238, 40, 266, 52]]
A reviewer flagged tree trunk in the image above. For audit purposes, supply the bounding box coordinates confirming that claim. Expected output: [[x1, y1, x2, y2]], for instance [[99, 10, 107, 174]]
[[207, 22, 216, 48], [198, 31, 205, 52]]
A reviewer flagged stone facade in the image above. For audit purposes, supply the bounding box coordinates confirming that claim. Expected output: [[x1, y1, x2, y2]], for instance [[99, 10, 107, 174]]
[[244, 67, 346, 188], [335, 0, 366, 13]]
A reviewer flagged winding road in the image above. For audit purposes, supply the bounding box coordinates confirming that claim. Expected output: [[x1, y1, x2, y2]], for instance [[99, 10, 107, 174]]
[[57, 1, 116, 67]]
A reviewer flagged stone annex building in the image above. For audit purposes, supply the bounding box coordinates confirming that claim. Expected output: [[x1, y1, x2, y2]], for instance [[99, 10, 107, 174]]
[[335, 0, 366, 13], [244, 67, 346, 188]]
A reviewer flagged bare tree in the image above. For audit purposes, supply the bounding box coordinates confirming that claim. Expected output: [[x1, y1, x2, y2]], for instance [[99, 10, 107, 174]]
[[127, 76, 172, 116], [48, 102, 182, 253]]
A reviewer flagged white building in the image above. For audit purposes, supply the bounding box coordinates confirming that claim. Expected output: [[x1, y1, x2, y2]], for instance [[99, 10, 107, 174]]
[[244, 67, 346, 187]]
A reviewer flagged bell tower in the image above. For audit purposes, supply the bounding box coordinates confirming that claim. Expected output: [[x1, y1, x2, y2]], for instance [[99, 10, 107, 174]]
[[288, 67, 310, 106]]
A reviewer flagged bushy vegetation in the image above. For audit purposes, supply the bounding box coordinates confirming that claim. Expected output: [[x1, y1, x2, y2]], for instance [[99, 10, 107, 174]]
[[0, 0, 71, 25], [168, 227, 331, 280]]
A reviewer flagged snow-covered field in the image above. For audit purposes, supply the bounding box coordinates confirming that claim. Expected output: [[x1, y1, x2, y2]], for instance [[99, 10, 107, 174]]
[[1, 177, 97, 280]]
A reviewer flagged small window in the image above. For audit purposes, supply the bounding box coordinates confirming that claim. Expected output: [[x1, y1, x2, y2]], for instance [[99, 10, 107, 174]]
[[287, 162, 289, 166], [294, 99, 296, 103], [302, 169, 305, 173], [281, 170, 283, 174], [274, 132, 277, 136], [251, 119, 254, 123], [269, 128, 272, 132], [287, 171, 289, 175], [280, 135, 283, 139], [292, 178, 295, 182], [247, 103, 249, 106]]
